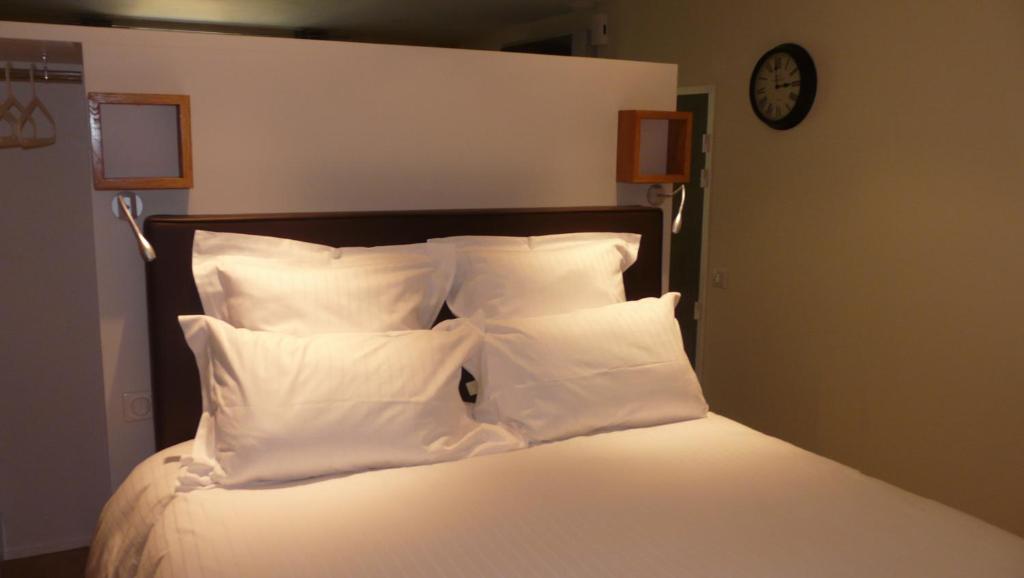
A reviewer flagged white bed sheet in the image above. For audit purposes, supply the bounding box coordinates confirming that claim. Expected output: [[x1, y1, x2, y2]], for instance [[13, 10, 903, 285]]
[[88, 414, 1024, 578]]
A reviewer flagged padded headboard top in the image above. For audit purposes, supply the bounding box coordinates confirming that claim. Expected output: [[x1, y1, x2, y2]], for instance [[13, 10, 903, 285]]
[[144, 206, 663, 450]]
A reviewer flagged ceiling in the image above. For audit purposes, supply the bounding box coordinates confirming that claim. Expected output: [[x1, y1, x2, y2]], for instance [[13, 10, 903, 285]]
[[0, 0, 591, 46]]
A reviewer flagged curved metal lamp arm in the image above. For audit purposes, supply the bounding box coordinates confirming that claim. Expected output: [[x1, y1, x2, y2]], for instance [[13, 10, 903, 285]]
[[647, 183, 686, 234], [117, 193, 156, 262]]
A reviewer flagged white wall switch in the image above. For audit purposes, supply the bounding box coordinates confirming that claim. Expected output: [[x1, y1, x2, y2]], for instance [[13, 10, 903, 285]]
[[712, 269, 729, 289]]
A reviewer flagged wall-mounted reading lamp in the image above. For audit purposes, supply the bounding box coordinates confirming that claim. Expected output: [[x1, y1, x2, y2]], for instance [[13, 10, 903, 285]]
[[615, 109, 693, 235], [115, 192, 156, 262], [648, 183, 685, 234]]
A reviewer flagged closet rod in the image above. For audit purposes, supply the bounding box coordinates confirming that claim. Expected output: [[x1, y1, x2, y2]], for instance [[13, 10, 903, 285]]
[[0, 66, 82, 84]]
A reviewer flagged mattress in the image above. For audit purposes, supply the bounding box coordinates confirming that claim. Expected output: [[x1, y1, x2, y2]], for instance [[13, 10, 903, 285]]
[[87, 413, 1024, 578]]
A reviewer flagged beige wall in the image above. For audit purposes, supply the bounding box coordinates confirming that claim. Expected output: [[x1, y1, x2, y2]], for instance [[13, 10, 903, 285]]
[[0, 78, 110, 558], [0, 20, 676, 555], [604, 0, 1024, 536]]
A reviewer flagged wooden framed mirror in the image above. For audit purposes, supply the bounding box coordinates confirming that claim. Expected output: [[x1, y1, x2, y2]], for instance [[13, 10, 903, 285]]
[[88, 92, 193, 190]]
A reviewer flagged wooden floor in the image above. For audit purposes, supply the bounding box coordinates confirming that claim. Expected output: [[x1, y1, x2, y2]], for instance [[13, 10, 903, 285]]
[[1, 547, 88, 578]]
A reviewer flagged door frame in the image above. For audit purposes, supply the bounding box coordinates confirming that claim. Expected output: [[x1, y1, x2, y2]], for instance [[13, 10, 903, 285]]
[[677, 85, 715, 377]]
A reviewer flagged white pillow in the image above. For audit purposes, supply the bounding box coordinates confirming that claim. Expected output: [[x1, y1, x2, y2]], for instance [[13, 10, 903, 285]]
[[461, 293, 707, 443], [177, 315, 524, 488], [216, 256, 442, 335], [428, 232, 641, 318], [192, 230, 455, 332]]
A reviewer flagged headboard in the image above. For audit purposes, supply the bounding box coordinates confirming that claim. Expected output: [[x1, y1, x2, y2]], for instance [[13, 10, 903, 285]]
[[144, 206, 663, 450]]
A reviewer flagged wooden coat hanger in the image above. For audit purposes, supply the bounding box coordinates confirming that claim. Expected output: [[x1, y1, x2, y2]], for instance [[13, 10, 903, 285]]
[[2, 110, 36, 141], [0, 62, 27, 149], [17, 65, 56, 149]]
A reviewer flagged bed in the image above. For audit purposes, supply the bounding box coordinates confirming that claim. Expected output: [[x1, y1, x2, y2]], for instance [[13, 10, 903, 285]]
[[87, 206, 1024, 578]]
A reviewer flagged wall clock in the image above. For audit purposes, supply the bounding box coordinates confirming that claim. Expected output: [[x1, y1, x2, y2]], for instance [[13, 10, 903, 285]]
[[749, 43, 817, 130]]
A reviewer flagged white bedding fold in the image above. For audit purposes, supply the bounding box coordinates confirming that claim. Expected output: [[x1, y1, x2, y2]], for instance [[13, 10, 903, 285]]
[[89, 414, 1024, 578], [86, 442, 192, 578]]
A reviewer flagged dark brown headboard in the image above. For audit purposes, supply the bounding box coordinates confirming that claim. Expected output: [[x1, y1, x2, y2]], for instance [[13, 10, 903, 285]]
[[144, 206, 663, 450]]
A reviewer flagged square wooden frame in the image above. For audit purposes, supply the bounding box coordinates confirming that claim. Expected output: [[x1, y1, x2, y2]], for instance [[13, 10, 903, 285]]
[[616, 110, 693, 184], [88, 92, 193, 190]]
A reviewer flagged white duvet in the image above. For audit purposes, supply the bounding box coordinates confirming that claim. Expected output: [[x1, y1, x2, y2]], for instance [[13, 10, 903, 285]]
[[88, 414, 1024, 578]]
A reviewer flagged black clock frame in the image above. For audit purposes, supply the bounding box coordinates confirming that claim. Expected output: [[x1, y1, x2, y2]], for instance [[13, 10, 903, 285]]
[[749, 43, 817, 130]]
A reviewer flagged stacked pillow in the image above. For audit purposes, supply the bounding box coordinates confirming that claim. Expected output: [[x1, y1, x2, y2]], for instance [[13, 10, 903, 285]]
[[457, 293, 706, 442], [429, 233, 708, 443], [427, 232, 640, 318], [179, 231, 521, 489], [178, 316, 520, 488], [192, 230, 455, 333], [178, 228, 707, 488]]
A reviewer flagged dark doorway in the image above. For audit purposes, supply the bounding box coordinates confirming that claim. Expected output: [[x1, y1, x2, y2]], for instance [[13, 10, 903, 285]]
[[670, 92, 709, 366], [502, 35, 573, 56]]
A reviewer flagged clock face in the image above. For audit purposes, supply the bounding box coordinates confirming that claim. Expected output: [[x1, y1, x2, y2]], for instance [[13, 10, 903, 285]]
[[753, 53, 801, 121], [749, 43, 817, 130]]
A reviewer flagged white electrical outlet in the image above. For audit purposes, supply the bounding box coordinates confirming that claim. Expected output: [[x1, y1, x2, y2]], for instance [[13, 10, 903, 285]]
[[122, 391, 153, 422]]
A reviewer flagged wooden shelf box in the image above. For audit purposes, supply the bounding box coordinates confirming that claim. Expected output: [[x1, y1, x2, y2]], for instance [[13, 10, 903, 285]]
[[616, 110, 693, 184]]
